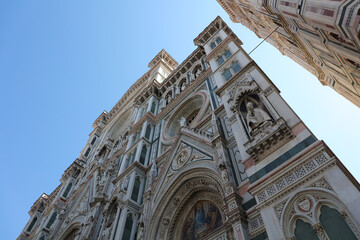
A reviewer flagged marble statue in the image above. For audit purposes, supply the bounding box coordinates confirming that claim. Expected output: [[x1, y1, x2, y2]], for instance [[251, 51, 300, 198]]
[[195, 68, 202, 78], [179, 117, 187, 128], [181, 82, 186, 91], [245, 102, 271, 133]]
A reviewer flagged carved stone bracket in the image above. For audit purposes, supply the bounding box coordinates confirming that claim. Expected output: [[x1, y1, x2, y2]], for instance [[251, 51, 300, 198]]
[[245, 118, 294, 163]]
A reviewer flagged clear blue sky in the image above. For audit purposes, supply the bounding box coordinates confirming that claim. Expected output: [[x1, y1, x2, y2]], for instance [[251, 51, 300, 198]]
[[1, 1, 359, 239]]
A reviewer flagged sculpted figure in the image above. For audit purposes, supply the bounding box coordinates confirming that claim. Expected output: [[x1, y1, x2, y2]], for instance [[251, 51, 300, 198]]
[[245, 102, 271, 133], [166, 94, 172, 104], [181, 82, 186, 91], [147, 161, 158, 190], [137, 221, 145, 240], [101, 226, 112, 240], [195, 68, 202, 78], [179, 117, 187, 128]]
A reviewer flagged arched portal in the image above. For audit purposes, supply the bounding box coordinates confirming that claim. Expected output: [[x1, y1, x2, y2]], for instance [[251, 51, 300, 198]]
[[147, 167, 232, 240]]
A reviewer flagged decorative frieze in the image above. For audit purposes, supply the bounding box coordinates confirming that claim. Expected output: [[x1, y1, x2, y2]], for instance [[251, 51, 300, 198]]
[[254, 151, 333, 205]]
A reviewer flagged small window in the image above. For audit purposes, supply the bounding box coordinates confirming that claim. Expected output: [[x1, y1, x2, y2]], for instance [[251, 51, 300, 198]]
[[151, 101, 157, 114], [217, 56, 225, 66], [232, 61, 241, 73], [139, 146, 147, 165], [46, 212, 57, 229], [84, 148, 91, 157], [122, 214, 133, 240], [145, 125, 152, 140], [224, 69, 233, 81], [131, 177, 141, 202], [90, 137, 96, 145], [26, 217, 38, 232], [62, 182, 73, 198], [216, 37, 222, 44], [210, 42, 216, 49], [224, 50, 231, 59]]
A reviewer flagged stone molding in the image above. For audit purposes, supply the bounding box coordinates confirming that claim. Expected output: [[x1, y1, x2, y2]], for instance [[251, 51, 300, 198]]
[[250, 148, 336, 209], [245, 118, 294, 163]]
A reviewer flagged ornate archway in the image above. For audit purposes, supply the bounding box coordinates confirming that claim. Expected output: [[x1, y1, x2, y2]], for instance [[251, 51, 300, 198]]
[[147, 168, 231, 240]]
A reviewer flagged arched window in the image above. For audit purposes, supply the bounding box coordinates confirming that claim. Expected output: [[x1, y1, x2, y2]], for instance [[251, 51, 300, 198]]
[[62, 182, 73, 198], [26, 216, 37, 232], [122, 214, 134, 240], [46, 211, 57, 229], [131, 177, 141, 202], [294, 219, 319, 240], [139, 146, 147, 165], [215, 37, 222, 44], [320, 205, 357, 240], [210, 42, 216, 49], [216, 49, 232, 67], [222, 61, 241, 81], [186, 109, 200, 126], [223, 68, 232, 81]]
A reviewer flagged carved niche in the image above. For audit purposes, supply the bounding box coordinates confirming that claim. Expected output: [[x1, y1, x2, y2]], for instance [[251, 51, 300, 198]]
[[228, 78, 293, 163]]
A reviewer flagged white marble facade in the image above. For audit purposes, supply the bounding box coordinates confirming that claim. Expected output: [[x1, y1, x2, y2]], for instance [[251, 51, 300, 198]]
[[19, 17, 360, 240]]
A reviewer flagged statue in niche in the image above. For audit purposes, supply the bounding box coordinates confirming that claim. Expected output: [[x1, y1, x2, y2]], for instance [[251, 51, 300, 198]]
[[218, 160, 229, 182], [187, 72, 194, 82], [245, 101, 272, 134], [181, 82, 186, 91], [195, 68, 202, 78], [179, 117, 187, 128], [166, 93, 172, 104], [101, 226, 112, 240], [148, 161, 157, 190]]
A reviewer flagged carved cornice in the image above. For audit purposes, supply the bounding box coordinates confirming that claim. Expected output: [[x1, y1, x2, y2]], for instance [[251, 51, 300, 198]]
[[245, 118, 294, 163], [112, 161, 149, 184], [194, 16, 224, 46], [129, 112, 156, 134], [134, 48, 204, 105], [249, 145, 339, 209], [156, 68, 212, 120], [148, 49, 178, 70]]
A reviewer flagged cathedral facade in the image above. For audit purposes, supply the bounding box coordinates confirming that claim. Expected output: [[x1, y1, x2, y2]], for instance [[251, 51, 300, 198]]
[[217, 0, 360, 107], [19, 17, 360, 240]]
